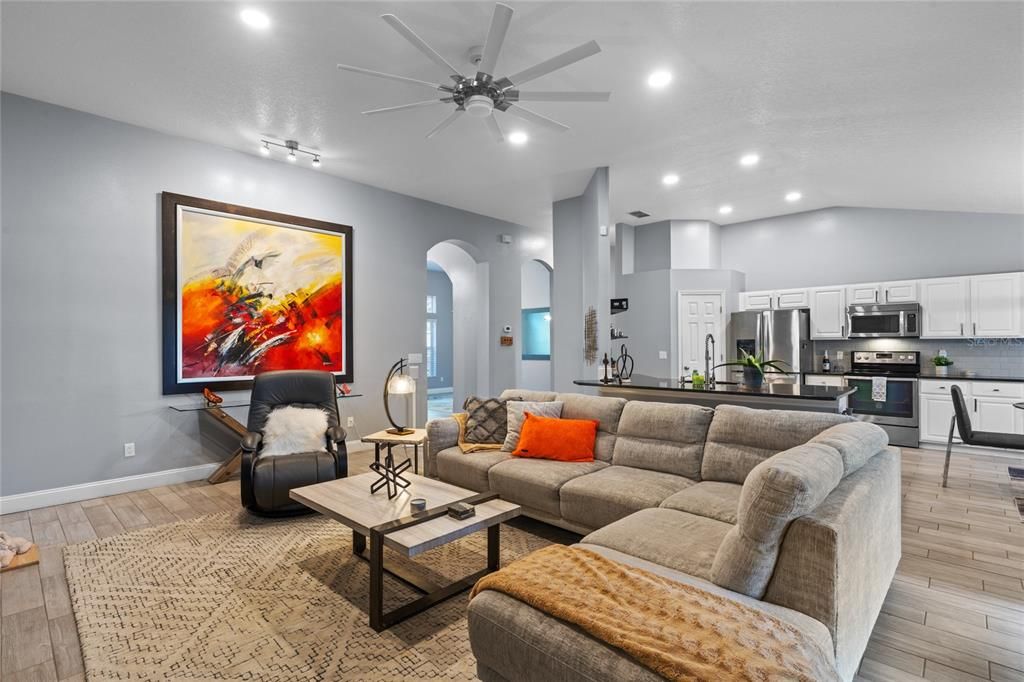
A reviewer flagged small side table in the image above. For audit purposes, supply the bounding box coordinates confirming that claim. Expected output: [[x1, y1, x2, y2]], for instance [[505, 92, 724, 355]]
[[361, 429, 428, 476]]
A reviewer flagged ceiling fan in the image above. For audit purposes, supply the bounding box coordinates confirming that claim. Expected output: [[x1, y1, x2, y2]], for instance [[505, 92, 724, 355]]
[[336, 2, 609, 141]]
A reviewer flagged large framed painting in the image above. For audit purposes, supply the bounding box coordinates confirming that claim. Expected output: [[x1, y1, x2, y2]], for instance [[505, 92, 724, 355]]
[[161, 193, 353, 395]]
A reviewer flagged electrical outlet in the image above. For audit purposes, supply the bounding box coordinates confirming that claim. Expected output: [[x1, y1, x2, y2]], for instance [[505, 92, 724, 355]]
[[836, 351, 844, 360], [123, 442, 136, 458], [346, 416, 355, 428], [658, 350, 668, 360]]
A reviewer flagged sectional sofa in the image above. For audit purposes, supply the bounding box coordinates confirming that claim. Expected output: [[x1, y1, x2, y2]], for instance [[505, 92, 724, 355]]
[[425, 389, 901, 682]]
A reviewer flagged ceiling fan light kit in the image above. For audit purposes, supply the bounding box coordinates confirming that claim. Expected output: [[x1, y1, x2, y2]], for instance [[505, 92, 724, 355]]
[[337, 2, 610, 141]]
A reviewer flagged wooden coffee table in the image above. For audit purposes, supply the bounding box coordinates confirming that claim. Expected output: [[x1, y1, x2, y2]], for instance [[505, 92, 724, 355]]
[[290, 473, 520, 631]]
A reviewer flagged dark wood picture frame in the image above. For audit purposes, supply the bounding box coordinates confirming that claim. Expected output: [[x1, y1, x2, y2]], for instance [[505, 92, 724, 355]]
[[161, 192, 354, 395]]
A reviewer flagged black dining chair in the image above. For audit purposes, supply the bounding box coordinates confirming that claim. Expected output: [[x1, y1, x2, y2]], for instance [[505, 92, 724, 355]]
[[943, 385, 1024, 487]]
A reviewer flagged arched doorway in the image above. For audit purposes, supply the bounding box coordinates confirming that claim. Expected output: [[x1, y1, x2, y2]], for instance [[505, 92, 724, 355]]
[[519, 259, 553, 391], [425, 240, 489, 419], [425, 260, 454, 419]]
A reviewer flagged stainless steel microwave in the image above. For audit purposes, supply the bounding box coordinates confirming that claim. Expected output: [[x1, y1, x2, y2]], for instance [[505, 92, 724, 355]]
[[846, 303, 920, 338]]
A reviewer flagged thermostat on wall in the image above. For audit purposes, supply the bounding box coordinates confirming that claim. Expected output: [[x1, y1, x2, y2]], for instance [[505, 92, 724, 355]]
[[502, 325, 512, 334]]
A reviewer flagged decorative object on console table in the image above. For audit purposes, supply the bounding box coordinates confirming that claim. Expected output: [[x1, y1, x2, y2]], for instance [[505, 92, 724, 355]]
[[600, 353, 611, 383], [161, 193, 353, 395], [584, 306, 598, 365], [383, 358, 416, 435]]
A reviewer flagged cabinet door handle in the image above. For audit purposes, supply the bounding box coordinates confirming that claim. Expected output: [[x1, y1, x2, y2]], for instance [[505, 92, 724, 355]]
[[960, 323, 964, 336], [974, 398, 978, 412], [885, 289, 889, 302], [841, 324, 845, 337], [874, 290, 879, 303], [973, 322, 977, 336]]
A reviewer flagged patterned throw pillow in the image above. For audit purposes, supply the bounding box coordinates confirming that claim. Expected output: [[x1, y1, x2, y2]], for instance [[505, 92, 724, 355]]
[[463, 396, 518, 444], [503, 401, 564, 451]]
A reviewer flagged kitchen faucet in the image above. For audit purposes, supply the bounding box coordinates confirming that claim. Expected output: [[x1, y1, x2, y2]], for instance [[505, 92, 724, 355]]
[[705, 333, 716, 388]]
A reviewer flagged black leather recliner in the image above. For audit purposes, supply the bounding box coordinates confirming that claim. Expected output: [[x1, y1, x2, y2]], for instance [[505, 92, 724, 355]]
[[240, 370, 348, 516]]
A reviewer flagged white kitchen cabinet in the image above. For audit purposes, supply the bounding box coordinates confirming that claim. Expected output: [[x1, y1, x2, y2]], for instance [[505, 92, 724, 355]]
[[969, 272, 1021, 337], [883, 280, 919, 303], [921, 277, 970, 338], [775, 288, 810, 309], [810, 287, 847, 339], [846, 284, 881, 305], [804, 374, 845, 387], [739, 291, 774, 311], [974, 397, 1022, 435], [920, 394, 961, 443]]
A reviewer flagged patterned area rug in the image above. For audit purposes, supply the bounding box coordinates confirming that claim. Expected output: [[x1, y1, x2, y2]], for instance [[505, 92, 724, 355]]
[[63, 511, 551, 680]]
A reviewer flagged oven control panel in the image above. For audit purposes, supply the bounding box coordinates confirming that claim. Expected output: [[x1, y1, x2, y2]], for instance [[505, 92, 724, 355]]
[[852, 351, 919, 365]]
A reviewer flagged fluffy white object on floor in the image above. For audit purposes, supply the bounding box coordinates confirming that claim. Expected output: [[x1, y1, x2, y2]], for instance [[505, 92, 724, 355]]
[[261, 406, 329, 456]]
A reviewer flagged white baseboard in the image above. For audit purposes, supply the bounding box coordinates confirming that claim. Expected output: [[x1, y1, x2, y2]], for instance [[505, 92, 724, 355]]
[[0, 463, 220, 514]]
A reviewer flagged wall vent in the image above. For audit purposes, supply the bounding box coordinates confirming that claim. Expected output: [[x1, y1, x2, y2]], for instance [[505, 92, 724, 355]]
[[628, 210, 651, 219]]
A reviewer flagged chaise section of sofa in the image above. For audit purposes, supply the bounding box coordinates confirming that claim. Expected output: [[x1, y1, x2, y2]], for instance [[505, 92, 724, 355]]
[[427, 391, 900, 681]]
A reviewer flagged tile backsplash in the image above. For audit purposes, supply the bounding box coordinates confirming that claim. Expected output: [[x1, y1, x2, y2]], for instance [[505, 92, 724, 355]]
[[813, 338, 1024, 374]]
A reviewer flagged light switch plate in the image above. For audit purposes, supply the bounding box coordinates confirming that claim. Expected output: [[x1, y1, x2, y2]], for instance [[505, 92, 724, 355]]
[[407, 353, 423, 364], [658, 351, 668, 360]]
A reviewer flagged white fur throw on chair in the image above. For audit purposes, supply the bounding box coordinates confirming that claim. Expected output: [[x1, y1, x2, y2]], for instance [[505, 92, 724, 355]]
[[261, 406, 329, 456]]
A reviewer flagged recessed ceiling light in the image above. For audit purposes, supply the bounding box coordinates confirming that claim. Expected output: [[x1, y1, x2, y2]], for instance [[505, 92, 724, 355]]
[[739, 153, 760, 167], [785, 191, 802, 202], [662, 173, 679, 186], [647, 70, 672, 89], [718, 205, 733, 215], [508, 131, 528, 146], [240, 8, 271, 30]]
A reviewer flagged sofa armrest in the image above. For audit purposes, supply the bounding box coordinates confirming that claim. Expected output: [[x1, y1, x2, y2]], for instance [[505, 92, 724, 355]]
[[763, 446, 901, 682], [425, 417, 460, 478]]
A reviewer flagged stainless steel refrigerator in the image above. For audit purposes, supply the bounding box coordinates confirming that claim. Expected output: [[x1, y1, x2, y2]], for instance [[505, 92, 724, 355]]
[[726, 309, 812, 384]]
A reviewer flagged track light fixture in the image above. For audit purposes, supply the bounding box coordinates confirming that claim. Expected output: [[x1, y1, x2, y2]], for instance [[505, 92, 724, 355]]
[[259, 139, 323, 168]]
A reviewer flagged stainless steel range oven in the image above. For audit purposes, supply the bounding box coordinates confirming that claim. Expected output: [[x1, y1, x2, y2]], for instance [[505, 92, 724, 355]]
[[844, 351, 920, 447]]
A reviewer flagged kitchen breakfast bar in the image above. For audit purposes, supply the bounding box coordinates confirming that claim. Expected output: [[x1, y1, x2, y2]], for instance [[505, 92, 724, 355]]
[[574, 374, 856, 414]]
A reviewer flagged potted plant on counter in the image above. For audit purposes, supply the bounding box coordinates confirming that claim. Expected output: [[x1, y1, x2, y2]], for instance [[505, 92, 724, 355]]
[[931, 354, 954, 376], [716, 350, 792, 388]]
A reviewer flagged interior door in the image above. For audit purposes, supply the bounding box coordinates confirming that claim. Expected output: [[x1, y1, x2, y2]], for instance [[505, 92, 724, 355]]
[[678, 292, 724, 381]]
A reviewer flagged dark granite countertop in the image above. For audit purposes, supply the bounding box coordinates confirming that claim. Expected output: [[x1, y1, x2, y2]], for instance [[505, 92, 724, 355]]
[[575, 374, 856, 401], [917, 369, 1024, 383]]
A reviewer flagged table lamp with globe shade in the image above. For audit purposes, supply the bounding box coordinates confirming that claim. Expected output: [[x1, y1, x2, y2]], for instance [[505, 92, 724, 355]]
[[383, 358, 416, 435]]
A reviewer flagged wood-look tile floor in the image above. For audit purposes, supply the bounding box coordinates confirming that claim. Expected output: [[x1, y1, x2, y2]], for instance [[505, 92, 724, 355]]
[[0, 446, 1021, 681]]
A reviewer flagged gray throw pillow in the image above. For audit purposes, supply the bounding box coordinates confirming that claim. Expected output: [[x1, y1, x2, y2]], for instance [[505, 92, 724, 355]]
[[503, 401, 564, 451], [463, 396, 519, 444]]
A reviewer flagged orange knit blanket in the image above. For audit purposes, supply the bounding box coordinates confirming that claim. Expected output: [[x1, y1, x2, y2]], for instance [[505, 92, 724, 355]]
[[471, 545, 839, 682]]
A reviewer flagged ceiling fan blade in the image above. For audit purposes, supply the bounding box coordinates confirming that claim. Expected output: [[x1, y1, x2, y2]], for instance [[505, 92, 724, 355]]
[[502, 40, 601, 87], [511, 91, 611, 102], [381, 14, 462, 79], [337, 63, 446, 91], [477, 3, 514, 77], [484, 114, 505, 143], [363, 100, 449, 115], [426, 109, 463, 139], [501, 104, 569, 133]]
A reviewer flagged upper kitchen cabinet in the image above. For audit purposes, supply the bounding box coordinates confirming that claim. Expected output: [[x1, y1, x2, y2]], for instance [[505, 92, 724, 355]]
[[969, 272, 1022, 337], [846, 280, 920, 305], [739, 289, 809, 311], [921, 277, 970, 338], [810, 287, 847, 339]]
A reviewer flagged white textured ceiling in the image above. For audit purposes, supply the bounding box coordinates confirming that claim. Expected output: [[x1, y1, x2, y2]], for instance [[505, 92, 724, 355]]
[[3, 1, 1022, 230]]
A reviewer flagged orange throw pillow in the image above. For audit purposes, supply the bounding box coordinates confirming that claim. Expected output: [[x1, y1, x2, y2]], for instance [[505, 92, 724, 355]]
[[512, 412, 598, 462]]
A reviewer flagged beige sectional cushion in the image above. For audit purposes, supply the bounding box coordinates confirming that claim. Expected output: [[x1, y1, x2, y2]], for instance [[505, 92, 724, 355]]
[[500, 389, 558, 403], [701, 405, 852, 483], [660, 481, 743, 524], [555, 393, 626, 462], [710, 442, 845, 599], [487, 458, 608, 516], [502, 400, 564, 452], [581, 508, 732, 580], [435, 447, 511, 492], [611, 401, 714, 478], [468, 544, 834, 682], [559, 466, 695, 529], [809, 421, 889, 476]]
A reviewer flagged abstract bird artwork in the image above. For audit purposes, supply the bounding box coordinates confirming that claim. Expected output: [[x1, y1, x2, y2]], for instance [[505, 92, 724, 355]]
[[162, 194, 354, 394]]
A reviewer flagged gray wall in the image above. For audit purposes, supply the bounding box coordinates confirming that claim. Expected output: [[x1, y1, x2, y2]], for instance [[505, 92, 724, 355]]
[[426, 268, 453, 390], [0, 93, 546, 496], [722, 206, 1024, 290], [552, 168, 611, 393]]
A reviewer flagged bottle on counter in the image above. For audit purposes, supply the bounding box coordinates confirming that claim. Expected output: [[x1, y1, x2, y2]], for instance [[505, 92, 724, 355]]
[[822, 351, 832, 373]]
